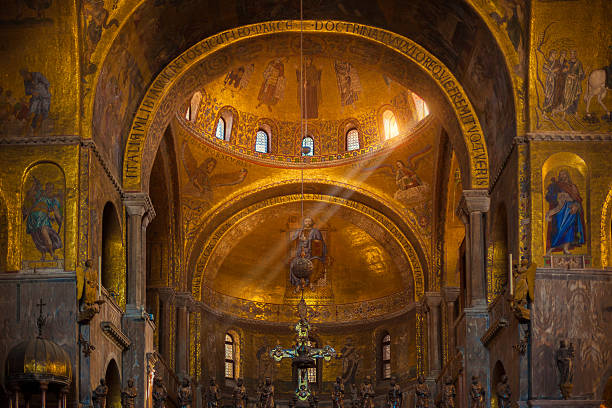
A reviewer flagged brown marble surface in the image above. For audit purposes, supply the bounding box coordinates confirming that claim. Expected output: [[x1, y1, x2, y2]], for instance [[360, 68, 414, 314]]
[[531, 269, 612, 400]]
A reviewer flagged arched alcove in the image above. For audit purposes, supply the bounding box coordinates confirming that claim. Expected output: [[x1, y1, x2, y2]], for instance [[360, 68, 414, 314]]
[[105, 359, 122, 408], [101, 202, 125, 307], [21, 162, 66, 269], [492, 360, 507, 408], [541, 152, 589, 256], [489, 204, 509, 303]]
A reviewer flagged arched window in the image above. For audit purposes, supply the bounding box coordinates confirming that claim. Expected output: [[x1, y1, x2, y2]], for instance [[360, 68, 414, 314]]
[[255, 130, 269, 153], [307, 339, 318, 383], [225, 333, 235, 379], [302, 136, 314, 156], [189, 91, 203, 121], [346, 128, 360, 151], [411, 93, 429, 121], [383, 110, 399, 140], [381, 333, 391, 379], [185, 105, 191, 121], [215, 117, 226, 140]]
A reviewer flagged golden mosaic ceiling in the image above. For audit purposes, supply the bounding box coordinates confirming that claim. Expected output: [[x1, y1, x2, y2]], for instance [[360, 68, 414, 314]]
[[202, 201, 411, 306], [178, 32, 429, 166]]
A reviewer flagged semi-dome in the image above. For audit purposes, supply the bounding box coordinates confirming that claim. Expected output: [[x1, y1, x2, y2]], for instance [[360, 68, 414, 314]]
[[177, 32, 430, 168]]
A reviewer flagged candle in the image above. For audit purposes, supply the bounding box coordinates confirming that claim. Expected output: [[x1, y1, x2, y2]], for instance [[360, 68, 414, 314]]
[[98, 256, 102, 299], [509, 253, 513, 296]]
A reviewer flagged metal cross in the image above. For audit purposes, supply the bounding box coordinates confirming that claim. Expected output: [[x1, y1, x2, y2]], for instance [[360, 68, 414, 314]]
[[270, 298, 336, 404], [36, 298, 47, 338]]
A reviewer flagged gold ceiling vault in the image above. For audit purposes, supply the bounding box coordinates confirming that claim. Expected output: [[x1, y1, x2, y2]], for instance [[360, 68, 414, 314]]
[[191, 193, 425, 306], [117, 20, 490, 191]]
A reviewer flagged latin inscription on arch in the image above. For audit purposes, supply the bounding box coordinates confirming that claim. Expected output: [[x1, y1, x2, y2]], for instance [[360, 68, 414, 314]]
[[123, 20, 489, 189]]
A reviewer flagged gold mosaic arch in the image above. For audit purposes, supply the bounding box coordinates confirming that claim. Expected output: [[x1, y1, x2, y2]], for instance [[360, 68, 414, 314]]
[[191, 193, 425, 303], [183, 177, 431, 283], [119, 20, 490, 191]]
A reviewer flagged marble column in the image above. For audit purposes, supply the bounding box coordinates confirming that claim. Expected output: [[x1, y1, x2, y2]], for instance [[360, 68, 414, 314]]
[[158, 287, 175, 363], [457, 190, 490, 408], [442, 287, 460, 362], [425, 292, 443, 378], [175, 292, 191, 377], [122, 192, 156, 408], [125, 198, 145, 312], [457, 190, 490, 308]]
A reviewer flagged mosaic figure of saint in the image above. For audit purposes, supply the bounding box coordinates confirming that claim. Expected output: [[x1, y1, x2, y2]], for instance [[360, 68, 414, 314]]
[[225, 64, 255, 91], [19, 69, 50, 130], [338, 337, 359, 385], [297, 56, 322, 119], [334, 60, 362, 107], [542, 50, 558, 110], [545, 169, 585, 255], [290, 216, 326, 291], [22, 176, 63, 260], [544, 50, 567, 113], [257, 58, 286, 111], [561, 50, 585, 115], [182, 143, 248, 200]]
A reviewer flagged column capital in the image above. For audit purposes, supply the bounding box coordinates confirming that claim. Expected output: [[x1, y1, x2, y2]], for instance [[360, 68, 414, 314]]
[[157, 287, 176, 302], [442, 286, 461, 302], [123, 192, 156, 219], [175, 292, 194, 308], [424, 291, 442, 307], [457, 189, 490, 216]]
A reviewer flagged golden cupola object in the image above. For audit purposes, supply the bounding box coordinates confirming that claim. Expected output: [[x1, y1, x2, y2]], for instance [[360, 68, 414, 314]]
[[5, 299, 72, 395]]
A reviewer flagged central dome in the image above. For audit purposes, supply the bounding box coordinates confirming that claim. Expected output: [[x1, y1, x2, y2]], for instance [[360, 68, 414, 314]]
[[179, 32, 429, 166]]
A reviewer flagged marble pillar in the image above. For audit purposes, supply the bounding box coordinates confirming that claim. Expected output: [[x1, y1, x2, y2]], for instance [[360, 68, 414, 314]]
[[122, 193, 156, 407], [457, 190, 490, 407], [457, 190, 490, 308], [443, 287, 460, 361], [158, 287, 175, 363], [425, 292, 443, 378], [175, 292, 192, 377]]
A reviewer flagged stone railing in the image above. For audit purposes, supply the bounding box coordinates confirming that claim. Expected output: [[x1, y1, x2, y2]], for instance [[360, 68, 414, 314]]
[[200, 286, 413, 323]]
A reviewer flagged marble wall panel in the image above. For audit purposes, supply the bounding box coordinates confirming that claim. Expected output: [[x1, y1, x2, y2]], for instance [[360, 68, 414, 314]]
[[531, 269, 612, 400]]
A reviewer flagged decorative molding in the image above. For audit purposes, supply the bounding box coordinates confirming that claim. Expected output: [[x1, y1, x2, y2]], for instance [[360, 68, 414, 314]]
[[524, 131, 612, 142], [101, 321, 132, 350], [178, 112, 435, 168], [488, 139, 517, 194], [81, 139, 124, 198], [0, 135, 81, 145], [480, 317, 508, 346], [200, 285, 414, 325]]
